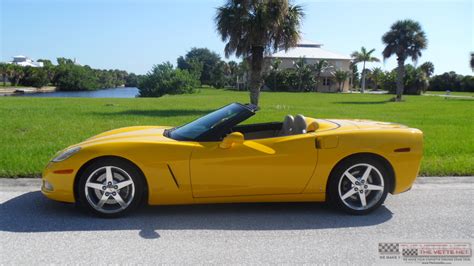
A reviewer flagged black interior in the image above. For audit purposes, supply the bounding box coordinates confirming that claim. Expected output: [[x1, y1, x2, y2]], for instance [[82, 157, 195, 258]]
[[232, 122, 283, 140]]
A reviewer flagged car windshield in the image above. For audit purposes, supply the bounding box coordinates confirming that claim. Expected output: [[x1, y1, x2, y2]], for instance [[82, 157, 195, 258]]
[[168, 103, 249, 140]]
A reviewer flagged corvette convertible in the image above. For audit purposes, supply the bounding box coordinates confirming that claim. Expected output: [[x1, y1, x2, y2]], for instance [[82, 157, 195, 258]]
[[42, 102, 423, 217]]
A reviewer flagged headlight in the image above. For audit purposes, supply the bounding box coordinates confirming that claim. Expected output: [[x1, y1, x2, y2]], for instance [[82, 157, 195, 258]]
[[51, 147, 81, 162]]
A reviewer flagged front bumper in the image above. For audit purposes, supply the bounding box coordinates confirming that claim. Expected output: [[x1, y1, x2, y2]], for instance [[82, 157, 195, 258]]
[[41, 162, 76, 203]]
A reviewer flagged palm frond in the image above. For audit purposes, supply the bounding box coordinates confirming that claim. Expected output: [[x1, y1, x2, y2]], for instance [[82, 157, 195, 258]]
[[215, 0, 303, 58]]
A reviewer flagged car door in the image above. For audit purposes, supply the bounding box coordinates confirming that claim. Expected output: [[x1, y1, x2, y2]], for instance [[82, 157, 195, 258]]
[[189, 134, 318, 198]]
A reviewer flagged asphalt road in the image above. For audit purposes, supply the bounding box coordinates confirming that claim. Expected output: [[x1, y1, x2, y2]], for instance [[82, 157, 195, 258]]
[[1, 177, 473, 264]]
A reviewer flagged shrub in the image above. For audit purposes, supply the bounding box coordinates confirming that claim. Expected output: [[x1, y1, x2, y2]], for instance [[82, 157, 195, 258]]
[[54, 64, 100, 91], [177, 48, 222, 87], [125, 73, 143, 87], [383, 65, 430, 95], [403, 65, 429, 95], [138, 62, 200, 97], [460, 75, 474, 92], [19, 67, 50, 88], [381, 70, 397, 93], [264, 69, 315, 92], [429, 72, 474, 92]]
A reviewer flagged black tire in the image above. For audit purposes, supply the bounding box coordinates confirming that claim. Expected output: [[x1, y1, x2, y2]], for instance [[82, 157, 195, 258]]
[[77, 157, 145, 218], [328, 156, 390, 215]]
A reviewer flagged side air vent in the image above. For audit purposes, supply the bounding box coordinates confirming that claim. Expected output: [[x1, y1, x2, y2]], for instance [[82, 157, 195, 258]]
[[166, 164, 180, 188], [394, 147, 411, 153]]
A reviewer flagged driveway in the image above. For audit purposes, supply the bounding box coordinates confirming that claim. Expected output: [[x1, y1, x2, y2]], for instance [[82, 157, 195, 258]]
[[1, 177, 473, 264]]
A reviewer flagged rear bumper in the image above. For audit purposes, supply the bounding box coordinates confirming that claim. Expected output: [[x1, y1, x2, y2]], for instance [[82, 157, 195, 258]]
[[390, 154, 421, 194]]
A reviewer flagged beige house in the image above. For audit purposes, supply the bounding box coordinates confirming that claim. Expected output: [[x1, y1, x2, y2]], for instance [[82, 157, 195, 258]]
[[265, 40, 352, 92]]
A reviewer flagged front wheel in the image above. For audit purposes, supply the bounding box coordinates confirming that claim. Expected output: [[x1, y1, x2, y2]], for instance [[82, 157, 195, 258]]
[[77, 158, 145, 218], [328, 157, 390, 215]]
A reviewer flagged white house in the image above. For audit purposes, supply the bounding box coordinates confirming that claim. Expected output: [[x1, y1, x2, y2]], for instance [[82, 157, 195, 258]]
[[9, 55, 44, 67], [265, 40, 352, 92]]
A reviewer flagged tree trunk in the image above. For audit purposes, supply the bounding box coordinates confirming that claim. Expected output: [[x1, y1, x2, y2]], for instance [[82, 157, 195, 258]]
[[249, 46, 264, 106], [315, 72, 322, 92], [396, 58, 405, 101], [298, 75, 302, 92], [361, 61, 366, 93]]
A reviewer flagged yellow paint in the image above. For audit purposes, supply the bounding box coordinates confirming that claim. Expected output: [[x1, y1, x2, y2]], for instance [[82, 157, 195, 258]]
[[42, 118, 423, 205]]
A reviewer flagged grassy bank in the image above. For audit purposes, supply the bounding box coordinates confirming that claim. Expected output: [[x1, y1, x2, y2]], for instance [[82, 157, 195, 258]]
[[1, 88, 473, 177]]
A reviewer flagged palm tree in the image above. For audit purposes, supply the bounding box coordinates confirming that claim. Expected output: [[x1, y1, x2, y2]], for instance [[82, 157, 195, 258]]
[[310, 59, 330, 92], [369, 67, 384, 90], [0, 63, 8, 86], [7, 65, 25, 86], [414, 68, 429, 94], [269, 58, 282, 91], [227, 61, 239, 76], [351, 47, 380, 93], [215, 0, 304, 106], [294, 57, 308, 92], [382, 19, 428, 101], [419, 61, 434, 78], [334, 70, 349, 92]]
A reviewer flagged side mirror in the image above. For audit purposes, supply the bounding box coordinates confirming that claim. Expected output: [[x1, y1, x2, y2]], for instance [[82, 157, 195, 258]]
[[219, 132, 244, 149]]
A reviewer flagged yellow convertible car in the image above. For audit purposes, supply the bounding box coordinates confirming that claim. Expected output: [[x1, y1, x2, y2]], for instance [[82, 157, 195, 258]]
[[42, 103, 423, 217]]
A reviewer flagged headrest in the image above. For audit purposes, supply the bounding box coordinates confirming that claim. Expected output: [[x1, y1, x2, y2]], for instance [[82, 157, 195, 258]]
[[294, 114, 307, 134], [283, 115, 294, 125]]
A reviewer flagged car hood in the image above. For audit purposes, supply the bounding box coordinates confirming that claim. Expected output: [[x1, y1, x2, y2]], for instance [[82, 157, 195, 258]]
[[79, 126, 174, 146]]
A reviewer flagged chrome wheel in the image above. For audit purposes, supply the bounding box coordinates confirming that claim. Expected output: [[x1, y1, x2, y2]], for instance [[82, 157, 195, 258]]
[[337, 163, 385, 211], [84, 166, 135, 214]]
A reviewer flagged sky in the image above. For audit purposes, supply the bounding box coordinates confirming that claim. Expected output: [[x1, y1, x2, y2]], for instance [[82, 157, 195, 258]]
[[1, 0, 472, 75]]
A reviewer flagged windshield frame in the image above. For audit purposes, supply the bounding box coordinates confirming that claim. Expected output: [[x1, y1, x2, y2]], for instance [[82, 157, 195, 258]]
[[166, 103, 256, 142]]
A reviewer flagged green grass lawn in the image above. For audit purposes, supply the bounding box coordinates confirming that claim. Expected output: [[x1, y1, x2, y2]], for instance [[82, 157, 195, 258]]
[[1, 88, 473, 177]]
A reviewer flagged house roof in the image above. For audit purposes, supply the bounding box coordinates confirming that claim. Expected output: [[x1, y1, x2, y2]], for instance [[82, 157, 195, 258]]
[[297, 39, 323, 47], [267, 40, 351, 60]]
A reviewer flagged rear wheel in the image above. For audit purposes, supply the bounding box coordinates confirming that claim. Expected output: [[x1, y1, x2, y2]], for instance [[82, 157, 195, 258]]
[[328, 157, 389, 215], [77, 158, 145, 218]]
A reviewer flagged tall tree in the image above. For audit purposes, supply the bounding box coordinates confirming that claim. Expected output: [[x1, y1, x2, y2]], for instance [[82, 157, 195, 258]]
[[369, 67, 384, 90], [310, 59, 330, 92], [351, 47, 380, 93], [37, 59, 55, 84], [294, 57, 309, 91], [227, 61, 239, 76], [334, 70, 349, 92], [404, 64, 429, 95], [0, 63, 8, 86], [10, 65, 25, 86], [177, 48, 222, 86], [382, 19, 427, 101], [350, 62, 359, 89], [216, 0, 304, 106], [419, 61, 434, 78]]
